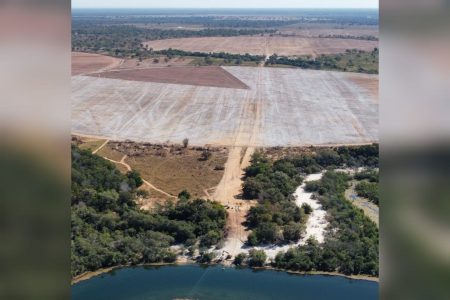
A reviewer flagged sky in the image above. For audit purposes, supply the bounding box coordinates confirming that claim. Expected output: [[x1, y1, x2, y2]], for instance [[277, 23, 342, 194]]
[[72, 0, 379, 9]]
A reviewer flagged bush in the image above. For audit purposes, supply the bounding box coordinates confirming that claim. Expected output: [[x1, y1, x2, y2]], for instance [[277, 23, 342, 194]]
[[178, 190, 191, 201], [283, 223, 303, 242], [197, 251, 215, 264], [200, 150, 212, 161], [234, 253, 248, 266], [248, 249, 267, 267], [355, 181, 379, 205], [301, 203, 313, 214]]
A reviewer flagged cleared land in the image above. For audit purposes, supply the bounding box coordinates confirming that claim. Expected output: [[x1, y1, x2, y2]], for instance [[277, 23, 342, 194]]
[[100, 142, 228, 198], [72, 66, 378, 147], [91, 66, 249, 89], [144, 36, 378, 57], [72, 52, 122, 75], [278, 25, 379, 38]]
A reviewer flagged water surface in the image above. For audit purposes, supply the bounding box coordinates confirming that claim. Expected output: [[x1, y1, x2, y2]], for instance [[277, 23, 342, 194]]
[[72, 265, 378, 300]]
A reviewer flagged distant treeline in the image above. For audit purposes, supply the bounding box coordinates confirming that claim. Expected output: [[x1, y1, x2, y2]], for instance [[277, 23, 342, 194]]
[[72, 23, 274, 55], [266, 48, 379, 74], [71, 146, 227, 277], [318, 34, 379, 41]]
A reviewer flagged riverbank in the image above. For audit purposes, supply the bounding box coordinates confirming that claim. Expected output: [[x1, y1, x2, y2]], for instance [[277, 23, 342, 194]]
[[72, 260, 378, 285]]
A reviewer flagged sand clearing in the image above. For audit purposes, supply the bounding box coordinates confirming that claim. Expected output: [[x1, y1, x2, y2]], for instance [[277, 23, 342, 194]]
[[294, 173, 327, 243]]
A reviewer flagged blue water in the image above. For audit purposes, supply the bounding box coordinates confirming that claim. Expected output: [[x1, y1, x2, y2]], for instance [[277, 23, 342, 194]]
[[72, 265, 378, 300]]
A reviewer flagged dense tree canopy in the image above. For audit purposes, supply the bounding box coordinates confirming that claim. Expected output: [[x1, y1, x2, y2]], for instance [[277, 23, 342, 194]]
[[71, 146, 226, 277]]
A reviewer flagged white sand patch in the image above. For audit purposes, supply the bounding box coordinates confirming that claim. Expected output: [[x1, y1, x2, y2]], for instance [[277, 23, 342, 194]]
[[294, 173, 327, 244], [230, 173, 328, 260]]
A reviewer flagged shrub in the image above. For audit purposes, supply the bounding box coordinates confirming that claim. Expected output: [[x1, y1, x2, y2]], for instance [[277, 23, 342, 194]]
[[248, 249, 267, 267], [234, 253, 248, 266]]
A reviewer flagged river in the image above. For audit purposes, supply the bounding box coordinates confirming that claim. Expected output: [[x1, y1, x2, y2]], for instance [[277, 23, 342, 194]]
[[72, 265, 378, 300]]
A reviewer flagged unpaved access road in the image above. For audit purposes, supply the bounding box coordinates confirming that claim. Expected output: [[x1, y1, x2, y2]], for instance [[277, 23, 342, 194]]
[[213, 147, 256, 257]]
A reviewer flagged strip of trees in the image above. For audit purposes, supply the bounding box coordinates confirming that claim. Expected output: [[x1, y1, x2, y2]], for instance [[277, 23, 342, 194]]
[[266, 48, 378, 74]]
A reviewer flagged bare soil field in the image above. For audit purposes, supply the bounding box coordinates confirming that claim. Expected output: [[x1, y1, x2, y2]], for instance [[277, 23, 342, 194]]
[[90, 66, 249, 89], [72, 67, 378, 147], [72, 52, 122, 75], [144, 36, 378, 57], [113, 56, 193, 69], [100, 141, 228, 198], [278, 25, 379, 38]]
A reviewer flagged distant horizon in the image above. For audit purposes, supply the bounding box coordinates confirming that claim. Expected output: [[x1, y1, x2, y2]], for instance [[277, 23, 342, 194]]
[[72, 7, 378, 10], [72, 0, 378, 10]]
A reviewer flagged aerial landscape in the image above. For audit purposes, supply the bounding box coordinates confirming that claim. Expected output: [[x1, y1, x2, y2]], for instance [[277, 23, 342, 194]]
[[71, 4, 379, 299]]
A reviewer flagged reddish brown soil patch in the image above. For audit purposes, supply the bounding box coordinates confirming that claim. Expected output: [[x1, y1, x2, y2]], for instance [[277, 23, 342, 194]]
[[90, 66, 249, 89], [72, 52, 122, 75]]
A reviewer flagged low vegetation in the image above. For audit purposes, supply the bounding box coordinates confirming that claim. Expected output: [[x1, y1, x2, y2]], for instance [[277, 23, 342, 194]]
[[354, 169, 379, 205], [71, 146, 227, 277], [266, 48, 378, 74]]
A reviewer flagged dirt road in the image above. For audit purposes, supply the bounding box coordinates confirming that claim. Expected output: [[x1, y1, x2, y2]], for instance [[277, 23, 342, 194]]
[[213, 147, 256, 257]]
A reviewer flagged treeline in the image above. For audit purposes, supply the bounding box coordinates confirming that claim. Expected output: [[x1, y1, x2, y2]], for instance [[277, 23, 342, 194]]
[[242, 145, 378, 246], [266, 48, 379, 74], [71, 146, 226, 277], [72, 23, 272, 55], [155, 48, 264, 62], [275, 171, 379, 276], [318, 34, 379, 41], [72, 17, 297, 29]]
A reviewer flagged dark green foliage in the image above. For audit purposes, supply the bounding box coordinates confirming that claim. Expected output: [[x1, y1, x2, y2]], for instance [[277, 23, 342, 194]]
[[266, 48, 378, 74], [282, 222, 303, 242], [127, 170, 144, 189], [248, 249, 267, 267], [335, 144, 379, 168], [197, 251, 215, 264], [157, 48, 264, 63], [355, 181, 379, 205], [354, 169, 379, 182], [178, 190, 191, 201], [234, 253, 248, 266], [71, 146, 226, 277], [301, 203, 313, 214], [243, 152, 306, 245]]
